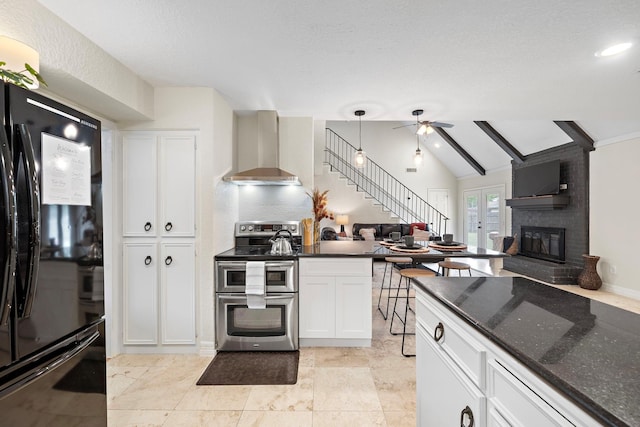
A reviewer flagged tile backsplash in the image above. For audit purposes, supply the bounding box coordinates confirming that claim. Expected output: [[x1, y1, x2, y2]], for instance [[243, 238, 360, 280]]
[[239, 186, 312, 222]]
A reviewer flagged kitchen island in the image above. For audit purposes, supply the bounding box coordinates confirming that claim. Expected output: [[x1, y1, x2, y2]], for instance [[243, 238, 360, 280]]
[[412, 275, 639, 427], [215, 240, 508, 349]]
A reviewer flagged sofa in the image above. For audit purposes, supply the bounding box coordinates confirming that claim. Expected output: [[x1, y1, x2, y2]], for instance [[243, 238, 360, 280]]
[[321, 227, 338, 240], [351, 222, 438, 241]]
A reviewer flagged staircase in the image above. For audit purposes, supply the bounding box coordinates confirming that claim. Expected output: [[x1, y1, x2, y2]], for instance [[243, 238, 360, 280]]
[[325, 128, 449, 236]]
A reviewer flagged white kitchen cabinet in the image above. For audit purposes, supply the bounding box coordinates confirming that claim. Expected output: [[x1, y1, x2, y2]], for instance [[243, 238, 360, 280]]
[[122, 132, 195, 237], [335, 276, 372, 339], [123, 242, 158, 345], [487, 360, 573, 426], [121, 130, 197, 351], [415, 289, 600, 427], [123, 241, 196, 346], [298, 275, 335, 338], [299, 258, 372, 345], [416, 322, 485, 427], [160, 242, 196, 344]]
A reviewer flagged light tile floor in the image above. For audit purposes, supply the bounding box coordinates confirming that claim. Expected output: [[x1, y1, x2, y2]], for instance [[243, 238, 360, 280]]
[[107, 263, 417, 427]]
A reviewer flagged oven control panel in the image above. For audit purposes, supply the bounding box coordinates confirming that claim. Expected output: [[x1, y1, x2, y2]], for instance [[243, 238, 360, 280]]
[[235, 221, 301, 236]]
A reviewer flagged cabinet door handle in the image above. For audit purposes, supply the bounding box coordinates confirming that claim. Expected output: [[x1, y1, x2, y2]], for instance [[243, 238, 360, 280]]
[[460, 405, 474, 427], [144, 222, 152, 231], [165, 222, 173, 231], [433, 322, 444, 342], [144, 256, 152, 266], [165, 256, 173, 266]]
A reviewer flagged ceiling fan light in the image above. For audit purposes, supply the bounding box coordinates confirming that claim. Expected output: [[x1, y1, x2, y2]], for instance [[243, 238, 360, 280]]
[[416, 123, 435, 135]]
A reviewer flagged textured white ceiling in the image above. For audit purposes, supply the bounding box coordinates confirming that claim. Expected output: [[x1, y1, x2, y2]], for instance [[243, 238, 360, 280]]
[[37, 0, 640, 175]]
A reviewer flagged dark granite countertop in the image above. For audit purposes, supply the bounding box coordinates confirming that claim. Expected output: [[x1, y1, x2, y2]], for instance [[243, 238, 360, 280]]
[[412, 276, 639, 427]]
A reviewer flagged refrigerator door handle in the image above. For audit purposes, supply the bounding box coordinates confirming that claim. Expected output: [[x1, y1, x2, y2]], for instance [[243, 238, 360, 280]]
[[15, 124, 41, 318], [0, 329, 100, 399], [0, 128, 17, 325]]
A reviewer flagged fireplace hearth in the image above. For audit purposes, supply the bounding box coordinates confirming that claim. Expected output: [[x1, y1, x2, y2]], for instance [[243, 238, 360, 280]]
[[520, 226, 565, 263]]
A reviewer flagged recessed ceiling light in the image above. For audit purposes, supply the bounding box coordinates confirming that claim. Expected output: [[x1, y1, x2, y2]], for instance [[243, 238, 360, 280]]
[[595, 42, 633, 57], [434, 142, 441, 148]]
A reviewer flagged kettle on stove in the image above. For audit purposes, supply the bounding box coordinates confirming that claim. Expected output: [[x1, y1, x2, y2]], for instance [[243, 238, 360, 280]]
[[269, 230, 293, 255]]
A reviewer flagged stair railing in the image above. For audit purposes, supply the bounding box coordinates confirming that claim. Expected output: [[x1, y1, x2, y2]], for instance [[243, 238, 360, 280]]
[[325, 128, 449, 236]]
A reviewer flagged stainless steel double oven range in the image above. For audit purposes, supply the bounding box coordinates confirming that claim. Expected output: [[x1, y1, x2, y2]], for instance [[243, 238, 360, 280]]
[[215, 221, 301, 351]]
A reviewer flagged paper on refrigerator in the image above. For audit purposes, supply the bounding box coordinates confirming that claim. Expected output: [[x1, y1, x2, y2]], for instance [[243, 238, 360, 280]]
[[41, 133, 91, 206]]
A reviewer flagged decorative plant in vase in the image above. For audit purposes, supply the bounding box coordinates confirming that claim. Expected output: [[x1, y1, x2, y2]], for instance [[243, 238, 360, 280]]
[[308, 188, 334, 244], [0, 61, 47, 88]]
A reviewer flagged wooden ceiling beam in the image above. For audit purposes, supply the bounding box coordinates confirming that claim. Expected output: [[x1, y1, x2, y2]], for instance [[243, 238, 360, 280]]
[[554, 121, 595, 151], [433, 127, 486, 176], [474, 121, 526, 163]]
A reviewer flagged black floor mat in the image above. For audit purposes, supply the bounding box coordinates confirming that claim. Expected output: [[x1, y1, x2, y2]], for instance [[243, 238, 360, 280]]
[[197, 351, 299, 385]]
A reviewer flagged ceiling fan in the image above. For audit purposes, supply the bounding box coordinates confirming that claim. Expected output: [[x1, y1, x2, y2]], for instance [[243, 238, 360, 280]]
[[393, 109, 454, 135]]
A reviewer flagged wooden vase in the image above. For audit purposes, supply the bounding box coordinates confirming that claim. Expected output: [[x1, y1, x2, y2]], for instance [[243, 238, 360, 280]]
[[577, 255, 602, 290]]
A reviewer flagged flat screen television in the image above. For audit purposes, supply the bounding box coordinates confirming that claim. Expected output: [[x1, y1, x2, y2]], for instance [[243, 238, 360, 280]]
[[513, 160, 561, 198]]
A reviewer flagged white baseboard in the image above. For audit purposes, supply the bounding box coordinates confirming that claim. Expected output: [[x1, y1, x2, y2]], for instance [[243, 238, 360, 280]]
[[300, 338, 371, 347], [199, 341, 216, 357], [601, 282, 640, 301], [119, 346, 198, 354]]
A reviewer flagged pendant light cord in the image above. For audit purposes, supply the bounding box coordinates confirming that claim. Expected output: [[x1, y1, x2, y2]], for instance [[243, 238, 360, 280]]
[[359, 115, 362, 149], [355, 109, 365, 150]]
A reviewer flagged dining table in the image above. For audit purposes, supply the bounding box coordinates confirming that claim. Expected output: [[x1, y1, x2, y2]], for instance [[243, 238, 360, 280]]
[[300, 240, 509, 275]]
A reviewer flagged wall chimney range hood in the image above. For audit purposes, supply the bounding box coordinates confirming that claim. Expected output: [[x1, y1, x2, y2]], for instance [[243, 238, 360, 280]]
[[223, 110, 301, 186], [223, 167, 300, 186]]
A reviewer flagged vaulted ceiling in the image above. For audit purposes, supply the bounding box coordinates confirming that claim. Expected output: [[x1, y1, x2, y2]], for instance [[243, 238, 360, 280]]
[[38, 0, 640, 176]]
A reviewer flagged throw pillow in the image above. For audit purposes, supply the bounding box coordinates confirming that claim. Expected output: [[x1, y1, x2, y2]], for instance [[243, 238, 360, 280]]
[[409, 222, 427, 235], [502, 234, 518, 255], [359, 228, 377, 241], [490, 235, 505, 251], [413, 227, 431, 241]]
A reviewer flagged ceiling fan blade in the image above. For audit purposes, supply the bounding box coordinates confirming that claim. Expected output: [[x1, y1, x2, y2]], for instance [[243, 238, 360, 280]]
[[392, 123, 417, 129], [429, 121, 453, 128]]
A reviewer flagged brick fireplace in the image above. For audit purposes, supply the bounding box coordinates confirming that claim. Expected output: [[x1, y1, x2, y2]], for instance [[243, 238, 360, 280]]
[[503, 143, 589, 284]]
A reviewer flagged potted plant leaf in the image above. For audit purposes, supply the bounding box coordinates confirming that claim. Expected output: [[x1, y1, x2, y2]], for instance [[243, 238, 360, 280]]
[[0, 61, 47, 88]]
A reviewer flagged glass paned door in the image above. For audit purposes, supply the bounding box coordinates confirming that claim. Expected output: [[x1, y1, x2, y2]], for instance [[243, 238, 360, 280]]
[[464, 192, 479, 246], [463, 186, 505, 249]]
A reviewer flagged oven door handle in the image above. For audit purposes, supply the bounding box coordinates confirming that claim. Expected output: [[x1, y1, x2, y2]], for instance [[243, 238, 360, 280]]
[[264, 261, 296, 268], [217, 294, 294, 301]]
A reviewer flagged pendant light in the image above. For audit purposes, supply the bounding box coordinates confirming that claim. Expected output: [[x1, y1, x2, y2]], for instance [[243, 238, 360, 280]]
[[354, 110, 366, 168], [412, 109, 424, 166], [414, 134, 423, 166]]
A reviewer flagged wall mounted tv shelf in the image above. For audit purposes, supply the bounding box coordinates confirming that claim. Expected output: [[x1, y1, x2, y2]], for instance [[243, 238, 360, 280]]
[[506, 195, 570, 210]]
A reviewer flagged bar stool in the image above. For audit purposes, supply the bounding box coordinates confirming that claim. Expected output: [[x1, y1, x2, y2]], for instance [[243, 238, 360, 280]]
[[377, 256, 413, 320], [390, 268, 436, 357], [438, 260, 472, 276]]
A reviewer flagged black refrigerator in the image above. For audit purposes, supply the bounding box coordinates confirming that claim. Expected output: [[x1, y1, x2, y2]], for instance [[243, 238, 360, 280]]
[[0, 82, 106, 426]]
